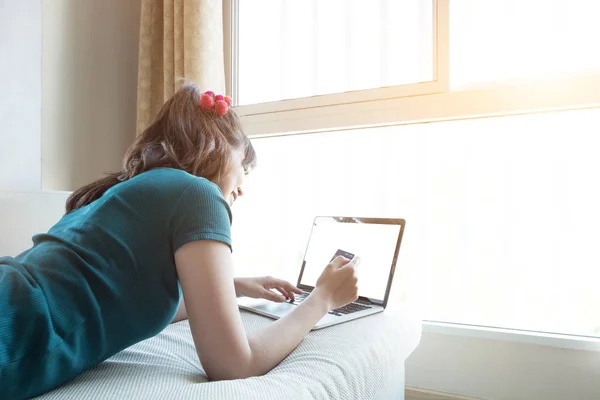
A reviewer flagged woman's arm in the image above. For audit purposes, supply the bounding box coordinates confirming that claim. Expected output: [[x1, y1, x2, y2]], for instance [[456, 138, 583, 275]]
[[174, 239, 358, 380], [171, 277, 301, 323]]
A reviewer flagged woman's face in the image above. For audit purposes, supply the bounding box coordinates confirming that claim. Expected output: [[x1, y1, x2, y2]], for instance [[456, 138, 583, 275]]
[[216, 148, 247, 207]]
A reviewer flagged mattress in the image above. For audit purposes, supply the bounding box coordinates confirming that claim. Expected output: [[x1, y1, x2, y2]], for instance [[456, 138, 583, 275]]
[[36, 308, 421, 400]]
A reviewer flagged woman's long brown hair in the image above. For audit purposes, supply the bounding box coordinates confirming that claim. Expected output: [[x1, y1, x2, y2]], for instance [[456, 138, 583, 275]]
[[66, 82, 257, 213]]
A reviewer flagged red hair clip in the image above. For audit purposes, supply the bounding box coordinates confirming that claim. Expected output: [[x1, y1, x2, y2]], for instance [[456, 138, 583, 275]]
[[199, 90, 232, 116]]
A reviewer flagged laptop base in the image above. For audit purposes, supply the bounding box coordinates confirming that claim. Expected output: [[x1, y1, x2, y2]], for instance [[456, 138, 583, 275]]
[[237, 296, 384, 330]]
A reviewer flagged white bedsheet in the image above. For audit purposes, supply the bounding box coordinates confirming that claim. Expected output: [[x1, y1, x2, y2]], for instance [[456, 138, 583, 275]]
[[36, 309, 421, 400]]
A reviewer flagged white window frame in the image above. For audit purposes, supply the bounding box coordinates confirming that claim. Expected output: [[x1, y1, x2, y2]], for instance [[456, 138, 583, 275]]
[[238, 71, 600, 137], [225, 0, 600, 139], [224, 2, 600, 399], [225, 0, 449, 117]]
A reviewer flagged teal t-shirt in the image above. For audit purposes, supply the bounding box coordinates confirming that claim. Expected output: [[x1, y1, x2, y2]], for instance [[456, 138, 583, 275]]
[[0, 168, 232, 400]]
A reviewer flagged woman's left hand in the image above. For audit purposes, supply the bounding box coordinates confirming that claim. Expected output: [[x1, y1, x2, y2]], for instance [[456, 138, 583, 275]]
[[234, 276, 303, 302]]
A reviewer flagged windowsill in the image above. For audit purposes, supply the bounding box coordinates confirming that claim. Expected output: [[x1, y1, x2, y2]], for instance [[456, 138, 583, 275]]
[[422, 320, 600, 352], [240, 72, 600, 137]]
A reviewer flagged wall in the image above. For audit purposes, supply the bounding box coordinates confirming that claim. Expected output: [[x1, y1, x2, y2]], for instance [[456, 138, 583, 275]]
[[42, 0, 141, 190], [0, 0, 42, 190], [406, 331, 600, 400]]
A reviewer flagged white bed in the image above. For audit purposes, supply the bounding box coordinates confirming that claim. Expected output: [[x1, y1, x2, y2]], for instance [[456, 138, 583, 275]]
[[1, 191, 422, 400]]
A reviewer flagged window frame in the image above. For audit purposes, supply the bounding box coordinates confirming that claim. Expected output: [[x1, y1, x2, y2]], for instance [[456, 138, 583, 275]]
[[225, 0, 600, 139], [225, 0, 449, 116], [422, 320, 600, 352], [237, 71, 600, 137]]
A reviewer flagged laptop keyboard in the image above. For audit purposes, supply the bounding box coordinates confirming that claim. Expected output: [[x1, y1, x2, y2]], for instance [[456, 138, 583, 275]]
[[330, 302, 371, 316], [287, 292, 372, 317]]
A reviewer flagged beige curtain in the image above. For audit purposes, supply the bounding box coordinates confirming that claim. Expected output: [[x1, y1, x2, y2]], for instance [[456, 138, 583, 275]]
[[136, 0, 226, 135]]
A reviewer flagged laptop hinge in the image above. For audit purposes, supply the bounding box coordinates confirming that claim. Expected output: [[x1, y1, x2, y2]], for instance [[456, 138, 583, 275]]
[[355, 297, 380, 306]]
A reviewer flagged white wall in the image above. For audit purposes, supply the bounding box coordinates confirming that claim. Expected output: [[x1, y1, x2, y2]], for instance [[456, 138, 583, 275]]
[[42, 0, 141, 190], [0, 191, 70, 256], [406, 331, 600, 400], [0, 0, 42, 190], [0, 0, 140, 192]]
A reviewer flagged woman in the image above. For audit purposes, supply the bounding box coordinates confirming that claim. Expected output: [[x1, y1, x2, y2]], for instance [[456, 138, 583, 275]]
[[0, 82, 360, 400]]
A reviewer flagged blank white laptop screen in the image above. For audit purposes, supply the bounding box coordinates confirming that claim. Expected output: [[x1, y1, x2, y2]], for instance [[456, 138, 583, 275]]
[[300, 218, 401, 301]]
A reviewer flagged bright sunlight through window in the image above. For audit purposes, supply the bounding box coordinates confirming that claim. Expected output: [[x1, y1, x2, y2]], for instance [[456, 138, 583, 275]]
[[238, 0, 433, 105], [232, 109, 600, 337], [451, 0, 600, 87]]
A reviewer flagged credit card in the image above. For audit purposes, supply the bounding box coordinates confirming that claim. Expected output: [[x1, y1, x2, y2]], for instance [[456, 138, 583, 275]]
[[330, 249, 355, 262]]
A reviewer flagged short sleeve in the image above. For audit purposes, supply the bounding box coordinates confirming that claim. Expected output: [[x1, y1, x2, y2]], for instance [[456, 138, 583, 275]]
[[170, 178, 233, 252]]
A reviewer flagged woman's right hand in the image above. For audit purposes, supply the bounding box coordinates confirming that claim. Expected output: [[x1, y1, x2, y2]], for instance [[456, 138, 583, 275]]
[[311, 255, 361, 311]]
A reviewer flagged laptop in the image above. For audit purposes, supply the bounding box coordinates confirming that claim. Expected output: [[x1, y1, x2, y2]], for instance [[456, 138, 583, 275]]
[[238, 216, 406, 329]]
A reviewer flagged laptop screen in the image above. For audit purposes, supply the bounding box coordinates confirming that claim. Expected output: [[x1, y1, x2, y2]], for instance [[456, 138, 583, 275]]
[[298, 217, 403, 303]]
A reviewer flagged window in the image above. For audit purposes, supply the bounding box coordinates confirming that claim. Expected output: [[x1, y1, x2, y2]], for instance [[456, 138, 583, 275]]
[[232, 0, 447, 112], [450, 0, 600, 88], [232, 108, 600, 337], [226, 0, 600, 340]]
